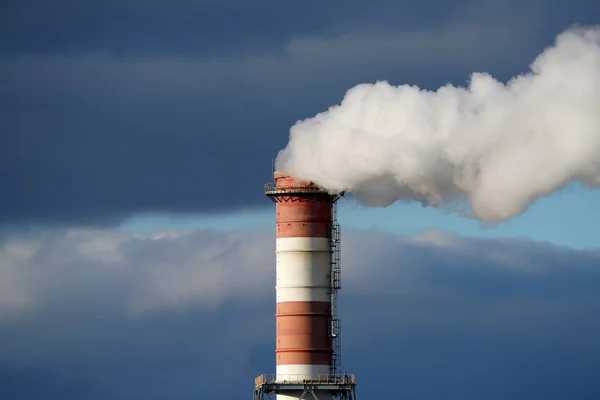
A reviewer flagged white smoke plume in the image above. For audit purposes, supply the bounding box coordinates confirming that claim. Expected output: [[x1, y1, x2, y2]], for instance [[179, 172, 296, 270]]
[[275, 26, 600, 224]]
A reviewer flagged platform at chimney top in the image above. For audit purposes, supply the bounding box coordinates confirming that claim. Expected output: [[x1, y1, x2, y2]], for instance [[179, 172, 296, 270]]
[[264, 171, 343, 202]]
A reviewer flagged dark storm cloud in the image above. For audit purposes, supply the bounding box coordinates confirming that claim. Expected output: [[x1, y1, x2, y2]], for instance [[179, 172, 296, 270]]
[[1, 0, 599, 225], [0, 228, 599, 399], [0, 0, 499, 56]]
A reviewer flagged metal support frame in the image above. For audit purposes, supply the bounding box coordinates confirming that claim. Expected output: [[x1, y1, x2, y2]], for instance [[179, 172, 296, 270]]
[[253, 375, 356, 400]]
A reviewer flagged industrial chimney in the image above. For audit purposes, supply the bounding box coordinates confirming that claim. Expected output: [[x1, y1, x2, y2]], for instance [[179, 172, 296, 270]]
[[253, 171, 356, 400]]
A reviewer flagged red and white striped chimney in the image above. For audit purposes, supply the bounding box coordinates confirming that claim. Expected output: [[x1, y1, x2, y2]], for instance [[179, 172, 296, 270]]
[[266, 171, 340, 400]]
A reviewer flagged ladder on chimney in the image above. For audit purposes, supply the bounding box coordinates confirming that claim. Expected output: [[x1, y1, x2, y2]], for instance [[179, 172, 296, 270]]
[[330, 202, 342, 374]]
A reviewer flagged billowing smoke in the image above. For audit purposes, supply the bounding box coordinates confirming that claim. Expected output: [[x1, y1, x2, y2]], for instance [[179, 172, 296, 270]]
[[275, 26, 600, 224]]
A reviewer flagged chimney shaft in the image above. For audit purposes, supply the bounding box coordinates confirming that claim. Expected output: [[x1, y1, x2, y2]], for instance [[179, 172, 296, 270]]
[[255, 171, 355, 400]]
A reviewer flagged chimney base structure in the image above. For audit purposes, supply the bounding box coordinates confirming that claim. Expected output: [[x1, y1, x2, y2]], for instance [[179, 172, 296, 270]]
[[254, 172, 356, 400]]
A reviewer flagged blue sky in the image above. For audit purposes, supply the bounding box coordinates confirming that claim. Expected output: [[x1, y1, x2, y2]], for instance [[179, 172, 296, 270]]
[[121, 183, 600, 249]]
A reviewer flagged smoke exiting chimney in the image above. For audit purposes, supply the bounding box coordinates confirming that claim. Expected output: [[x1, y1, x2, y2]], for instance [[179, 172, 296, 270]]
[[275, 26, 600, 224]]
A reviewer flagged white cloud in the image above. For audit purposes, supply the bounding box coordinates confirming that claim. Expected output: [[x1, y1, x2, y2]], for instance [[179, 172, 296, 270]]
[[0, 228, 275, 318], [0, 226, 598, 319], [0, 237, 37, 316]]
